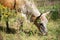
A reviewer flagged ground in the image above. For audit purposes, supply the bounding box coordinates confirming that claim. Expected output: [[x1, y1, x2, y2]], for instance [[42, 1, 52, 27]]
[[0, 19, 60, 40]]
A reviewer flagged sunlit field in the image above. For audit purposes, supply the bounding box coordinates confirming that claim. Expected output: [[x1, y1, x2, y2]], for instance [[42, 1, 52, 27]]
[[0, 19, 60, 40], [0, 0, 60, 40]]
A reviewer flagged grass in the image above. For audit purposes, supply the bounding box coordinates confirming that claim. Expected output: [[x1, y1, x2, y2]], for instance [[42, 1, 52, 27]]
[[0, 19, 60, 40], [0, 2, 60, 40]]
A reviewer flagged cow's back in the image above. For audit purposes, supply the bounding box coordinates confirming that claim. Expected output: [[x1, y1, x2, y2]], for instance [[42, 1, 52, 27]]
[[0, 0, 14, 9], [0, 0, 25, 9]]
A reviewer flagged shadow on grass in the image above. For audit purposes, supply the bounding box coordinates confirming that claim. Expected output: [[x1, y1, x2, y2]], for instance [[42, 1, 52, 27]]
[[0, 26, 16, 34]]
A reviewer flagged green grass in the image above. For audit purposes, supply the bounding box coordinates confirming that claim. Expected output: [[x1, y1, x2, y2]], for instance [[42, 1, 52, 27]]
[[0, 2, 60, 40], [0, 19, 60, 40]]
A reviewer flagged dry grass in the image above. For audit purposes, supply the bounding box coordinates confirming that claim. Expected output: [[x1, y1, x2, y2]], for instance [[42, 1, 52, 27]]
[[0, 19, 60, 40]]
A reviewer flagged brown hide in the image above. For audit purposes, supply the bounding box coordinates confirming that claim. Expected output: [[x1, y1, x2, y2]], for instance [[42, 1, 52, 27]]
[[15, 0, 25, 11], [0, 0, 14, 9], [0, 0, 25, 9]]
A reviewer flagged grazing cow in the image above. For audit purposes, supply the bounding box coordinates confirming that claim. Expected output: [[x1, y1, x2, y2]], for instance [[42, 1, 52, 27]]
[[0, 0, 50, 35]]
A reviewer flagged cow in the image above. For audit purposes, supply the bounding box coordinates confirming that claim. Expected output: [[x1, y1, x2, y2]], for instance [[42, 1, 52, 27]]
[[0, 0, 50, 35]]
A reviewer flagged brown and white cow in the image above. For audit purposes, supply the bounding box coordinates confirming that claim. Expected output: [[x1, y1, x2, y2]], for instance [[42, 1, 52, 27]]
[[0, 0, 50, 35]]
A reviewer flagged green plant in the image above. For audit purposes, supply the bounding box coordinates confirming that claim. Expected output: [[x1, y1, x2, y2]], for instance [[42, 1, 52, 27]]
[[0, 4, 16, 31]]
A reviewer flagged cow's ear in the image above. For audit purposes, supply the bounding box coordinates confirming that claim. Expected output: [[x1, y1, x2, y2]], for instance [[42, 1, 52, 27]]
[[43, 11, 50, 16]]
